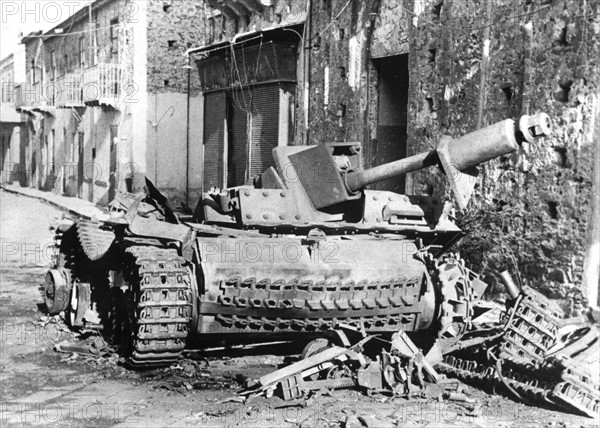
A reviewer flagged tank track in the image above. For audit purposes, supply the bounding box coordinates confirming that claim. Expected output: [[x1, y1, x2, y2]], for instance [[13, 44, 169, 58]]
[[498, 286, 563, 367], [438, 354, 599, 417], [122, 246, 193, 368], [436, 285, 600, 418]]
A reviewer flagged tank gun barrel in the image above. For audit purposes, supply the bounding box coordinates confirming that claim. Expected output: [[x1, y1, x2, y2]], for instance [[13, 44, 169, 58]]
[[345, 150, 438, 193], [345, 113, 551, 203], [270, 113, 551, 211]]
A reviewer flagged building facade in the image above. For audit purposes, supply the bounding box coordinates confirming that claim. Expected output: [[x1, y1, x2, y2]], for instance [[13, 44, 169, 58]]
[[192, 0, 305, 190], [4, 0, 597, 296], [13, 0, 204, 206], [1, 53, 28, 187], [197, 0, 599, 298]]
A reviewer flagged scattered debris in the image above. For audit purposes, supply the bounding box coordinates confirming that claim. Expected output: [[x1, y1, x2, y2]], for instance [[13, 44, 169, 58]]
[[234, 271, 599, 420], [239, 328, 441, 402], [53, 337, 111, 357], [437, 271, 600, 419]]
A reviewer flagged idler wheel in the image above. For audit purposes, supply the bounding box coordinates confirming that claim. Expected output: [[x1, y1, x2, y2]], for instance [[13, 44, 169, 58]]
[[44, 269, 71, 315], [301, 338, 331, 381], [300, 338, 330, 360], [68, 280, 91, 327]]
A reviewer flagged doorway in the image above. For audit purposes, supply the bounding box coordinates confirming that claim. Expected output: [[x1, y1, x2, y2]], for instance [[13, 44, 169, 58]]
[[372, 54, 409, 193], [77, 132, 84, 198], [109, 125, 118, 201]]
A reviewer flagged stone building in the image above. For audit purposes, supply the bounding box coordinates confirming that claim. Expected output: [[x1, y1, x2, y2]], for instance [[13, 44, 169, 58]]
[[196, 0, 598, 296], [1, 53, 28, 187], [6, 0, 598, 295], [14, 0, 204, 206], [305, 0, 598, 296]]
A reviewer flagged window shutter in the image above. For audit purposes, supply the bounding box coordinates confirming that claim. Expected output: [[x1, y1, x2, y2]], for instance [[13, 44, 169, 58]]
[[203, 91, 226, 189]]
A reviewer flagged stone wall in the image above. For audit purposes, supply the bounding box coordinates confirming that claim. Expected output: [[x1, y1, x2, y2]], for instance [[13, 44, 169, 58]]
[[146, 0, 205, 94], [306, 0, 599, 300], [405, 0, 599, 299]]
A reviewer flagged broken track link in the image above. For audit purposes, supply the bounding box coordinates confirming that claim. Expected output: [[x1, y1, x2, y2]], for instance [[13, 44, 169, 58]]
[[552, 357, 600, 418], [436, 289, 599, 418], [499, 286, 563, 367], [437, 355, 557, 403], [438, 354, 600, 418], [121, 245, 193, 368]]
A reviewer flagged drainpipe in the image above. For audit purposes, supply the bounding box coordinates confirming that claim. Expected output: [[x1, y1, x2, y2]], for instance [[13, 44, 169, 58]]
[[185, 63, 191, 206], [476, 0, 492, 196], [302, 0, 312, 146], [476, 1, 492, 130]]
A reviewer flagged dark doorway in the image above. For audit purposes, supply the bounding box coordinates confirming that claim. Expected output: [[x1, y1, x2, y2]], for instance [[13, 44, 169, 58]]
[[77, 132, 84, 198], [109, 125, 118, 201], [372, 54, 409, 193]]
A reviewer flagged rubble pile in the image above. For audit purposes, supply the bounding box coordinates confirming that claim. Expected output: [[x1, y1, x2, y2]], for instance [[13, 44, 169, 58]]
[[239, 272, 600, 419]]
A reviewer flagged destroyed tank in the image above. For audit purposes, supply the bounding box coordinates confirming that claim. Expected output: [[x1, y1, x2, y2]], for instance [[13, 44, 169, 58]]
[[44, 113, 552, 368]]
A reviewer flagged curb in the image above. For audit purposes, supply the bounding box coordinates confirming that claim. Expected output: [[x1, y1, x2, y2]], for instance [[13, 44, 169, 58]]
[[1, 185, 96, 221]]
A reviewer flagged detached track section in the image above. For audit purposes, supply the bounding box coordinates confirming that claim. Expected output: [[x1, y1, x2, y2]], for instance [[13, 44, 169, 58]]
[[123, 246, 193, 368]]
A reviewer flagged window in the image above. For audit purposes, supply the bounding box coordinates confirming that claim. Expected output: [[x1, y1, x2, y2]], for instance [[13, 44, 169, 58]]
[[208, 18, 215, 43], [63, 54, 69, 75], [110, 18, 119, 59], [50, 129, 55, 170], [30, 59, 36, 85], [63, 127, 67, 154], [78, 37, 85, 67], [71, 131, 78, 162], [50, 51, 56, 81], [91, 26, 98, 66]]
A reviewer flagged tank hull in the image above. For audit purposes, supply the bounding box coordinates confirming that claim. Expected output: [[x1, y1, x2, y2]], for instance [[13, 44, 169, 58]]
[[195, 236, 436, 336]]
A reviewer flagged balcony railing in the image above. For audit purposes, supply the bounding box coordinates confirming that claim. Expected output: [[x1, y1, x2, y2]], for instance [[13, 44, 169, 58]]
[[15, 63, 122, 109], [82, 63, 122, 105], [15, 82, 45, 109], [55, 72, 84, 107]]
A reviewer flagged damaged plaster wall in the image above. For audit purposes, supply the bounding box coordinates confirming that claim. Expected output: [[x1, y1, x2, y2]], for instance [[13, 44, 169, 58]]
[[306, 0, 599, 305], [146, 0, 205, 206], [407, 0, 600, 306]]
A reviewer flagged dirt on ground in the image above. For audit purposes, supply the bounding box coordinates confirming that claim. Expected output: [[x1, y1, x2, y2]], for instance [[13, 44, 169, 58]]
[[0, 190, 596, 427]]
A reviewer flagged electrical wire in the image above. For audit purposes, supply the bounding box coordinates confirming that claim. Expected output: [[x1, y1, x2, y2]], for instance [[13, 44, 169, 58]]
[[21, 22, 119, 39], [304, 0, 568, 48], [311, 0, 352, 42], [399, 0, 568, 31]]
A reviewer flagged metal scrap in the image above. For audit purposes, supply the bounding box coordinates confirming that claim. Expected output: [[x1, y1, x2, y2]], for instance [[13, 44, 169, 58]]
[[240, 328, 442, 401], [391, 330, 440, 384], [436, 270, 600, 418]]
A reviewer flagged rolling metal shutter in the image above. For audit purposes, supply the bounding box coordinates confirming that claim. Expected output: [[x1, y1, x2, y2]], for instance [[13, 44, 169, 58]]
[[203, 91, 226, 189], [228, 89, 250, 187], [249, 84, 280, 178]]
